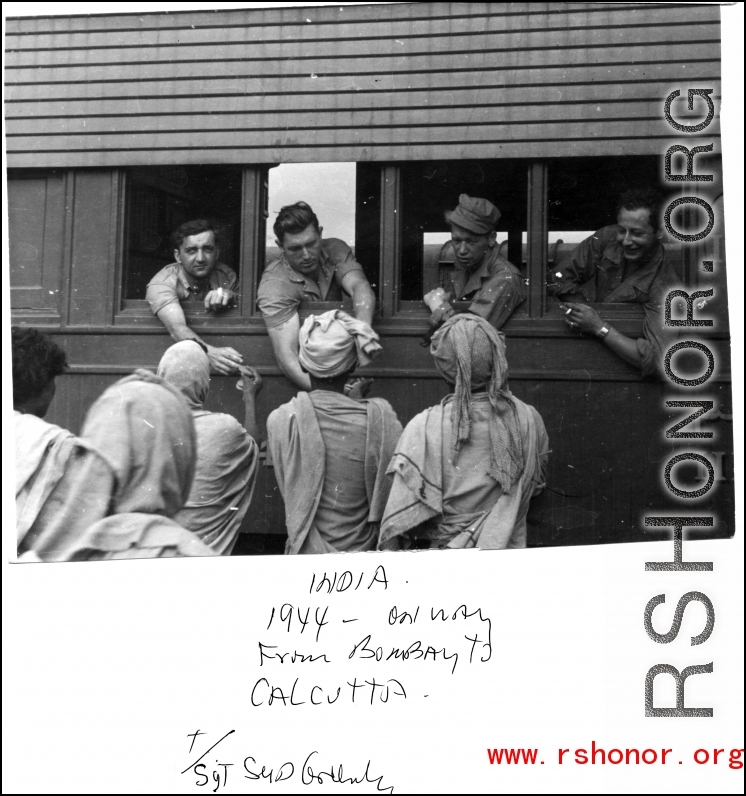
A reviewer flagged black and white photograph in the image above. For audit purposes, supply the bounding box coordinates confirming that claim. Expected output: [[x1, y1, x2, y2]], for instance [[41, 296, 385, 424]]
[[4, 2, 743, 793]]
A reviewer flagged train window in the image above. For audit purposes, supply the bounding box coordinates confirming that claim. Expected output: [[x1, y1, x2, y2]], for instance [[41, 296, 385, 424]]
[[257, 162, 383, 317], [265, 161, 358, 273], [545, 156, 674, 303], [548, 156, 659, 234], [398, 159, 528, 303], [122, 165, 243, 301], [422, 231, 516, 297]]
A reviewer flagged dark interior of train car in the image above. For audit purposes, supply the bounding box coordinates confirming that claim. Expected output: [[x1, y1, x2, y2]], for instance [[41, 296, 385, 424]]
[[123, 165, 243, 300]]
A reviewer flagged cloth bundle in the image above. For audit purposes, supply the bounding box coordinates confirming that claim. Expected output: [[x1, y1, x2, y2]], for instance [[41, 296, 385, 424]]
[[298, 310, 382, 379]]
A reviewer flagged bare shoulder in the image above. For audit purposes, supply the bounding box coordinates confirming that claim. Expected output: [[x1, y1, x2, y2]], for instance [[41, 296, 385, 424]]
[[364, 396, 397, 414], [267, 399, 297, 427]]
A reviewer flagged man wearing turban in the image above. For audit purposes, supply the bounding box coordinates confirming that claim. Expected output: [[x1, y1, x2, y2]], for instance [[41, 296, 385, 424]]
[[267, 311, 402, 554], [257, 202, 377, 391], [380, 315, 549, 550], [423, 194, 525, 332]]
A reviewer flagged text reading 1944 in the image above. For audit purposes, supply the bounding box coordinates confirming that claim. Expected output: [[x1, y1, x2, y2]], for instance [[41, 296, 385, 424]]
[[182, 565, 493, 792], [253, 565, 493, 706]]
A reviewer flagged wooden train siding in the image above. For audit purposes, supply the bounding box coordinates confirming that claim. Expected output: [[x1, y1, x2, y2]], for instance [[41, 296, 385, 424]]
[[6, 2, 720, 167]]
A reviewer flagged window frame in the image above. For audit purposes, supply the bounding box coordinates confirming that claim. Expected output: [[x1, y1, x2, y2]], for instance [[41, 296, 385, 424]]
[[112, 157, 717, 337], [115, 165, 271, 327], [376, 159, 653, 337]]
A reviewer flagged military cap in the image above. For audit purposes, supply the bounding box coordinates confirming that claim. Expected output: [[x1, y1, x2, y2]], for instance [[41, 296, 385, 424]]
[[445, 194, 501, 235]]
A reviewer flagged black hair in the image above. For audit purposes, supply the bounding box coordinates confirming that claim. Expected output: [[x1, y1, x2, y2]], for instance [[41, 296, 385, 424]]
[[617, 188, 664, 230], [171, 219, 220, 250], [12, 326, 68, 407], [273, 202, 321, 242]]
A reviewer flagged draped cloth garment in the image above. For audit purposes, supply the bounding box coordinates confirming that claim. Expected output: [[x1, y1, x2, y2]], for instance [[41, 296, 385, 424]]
[[158, 341, 259, 554], [379, 394, 549, 550], [14, 411, 77, 547], [173, 411, 259, 554], [381, 315, 547, 550], [430, 314, 524, 491], [267, 391, 402, 554], [156, 339, 210, 410], [20, 370, 215, 561]]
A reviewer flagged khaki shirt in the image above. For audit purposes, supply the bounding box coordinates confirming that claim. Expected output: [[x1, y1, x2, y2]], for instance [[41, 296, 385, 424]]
[[145, 262, 238, 315], [257, 238, 365, 329], [430, 244, 525, 329], [552, 225, 681, 378]]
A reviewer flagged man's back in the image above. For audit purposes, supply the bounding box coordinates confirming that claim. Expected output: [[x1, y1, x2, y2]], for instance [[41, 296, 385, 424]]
[[175, 410, 259, 555], [381, 392, 548, 549], [439, 393, 547, 548], [267, 391, 402, 554], [309, 391, 373, 548], [15, 412, 76, 546]]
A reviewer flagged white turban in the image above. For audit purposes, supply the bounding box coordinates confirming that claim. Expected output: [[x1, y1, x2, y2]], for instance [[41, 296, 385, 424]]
[[298, 310, 382, 379]]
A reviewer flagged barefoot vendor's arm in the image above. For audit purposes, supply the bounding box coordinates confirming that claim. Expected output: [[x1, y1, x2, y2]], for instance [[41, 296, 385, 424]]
[[238, 365, 265, 443]]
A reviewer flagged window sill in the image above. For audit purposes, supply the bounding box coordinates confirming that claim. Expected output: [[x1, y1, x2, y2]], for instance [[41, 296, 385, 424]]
[[100, 299, 729, 340]]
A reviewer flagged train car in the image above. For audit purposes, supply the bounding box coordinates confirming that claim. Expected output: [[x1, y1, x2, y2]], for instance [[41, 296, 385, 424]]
[[6, 2, 733, 553]]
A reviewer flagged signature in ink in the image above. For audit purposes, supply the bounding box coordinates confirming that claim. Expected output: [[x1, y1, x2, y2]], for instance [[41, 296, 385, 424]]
[[244, 751, 394, 793], [300, 751, 393, 792], [182, 731, 395, 792]]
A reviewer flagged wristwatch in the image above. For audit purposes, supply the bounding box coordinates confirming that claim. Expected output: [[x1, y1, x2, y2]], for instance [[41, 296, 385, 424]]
[[597, 325, 610, 339]]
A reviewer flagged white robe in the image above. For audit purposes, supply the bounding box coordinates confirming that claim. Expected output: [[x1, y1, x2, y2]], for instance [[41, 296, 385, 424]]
[[14, 411, 76, 548]]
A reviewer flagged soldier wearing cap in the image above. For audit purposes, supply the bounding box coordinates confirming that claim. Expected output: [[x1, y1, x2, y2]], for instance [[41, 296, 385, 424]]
[[423, 194, 525, 331]]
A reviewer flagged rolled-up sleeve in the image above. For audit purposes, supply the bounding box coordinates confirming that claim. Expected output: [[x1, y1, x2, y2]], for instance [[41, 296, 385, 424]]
[[146, 279, 179, 316], [257, 271, 301, 329], [326, 239, 365, 285], [469, 270, 525, 330]]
